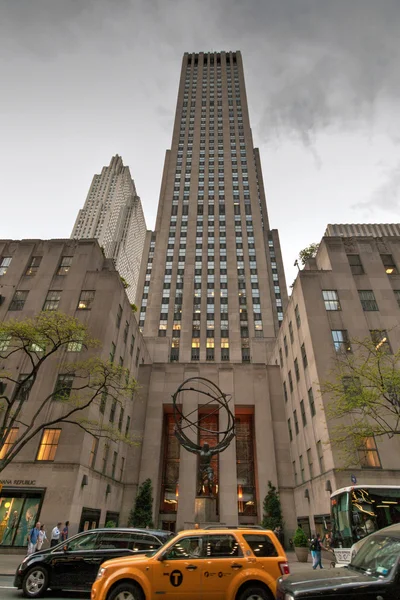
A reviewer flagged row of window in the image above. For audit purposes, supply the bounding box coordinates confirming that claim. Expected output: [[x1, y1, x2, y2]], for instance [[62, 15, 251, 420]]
[[0, 255, 72, 278], [347, 253, 398, 276], [7, 289, 95, 312], [293, 441, 325, 485], [322, 288, 400, 312], [0, 428, 126, 480]]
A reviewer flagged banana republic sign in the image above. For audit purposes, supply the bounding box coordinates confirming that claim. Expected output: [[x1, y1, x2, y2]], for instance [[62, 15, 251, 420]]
[[0, 479, 37, 486]]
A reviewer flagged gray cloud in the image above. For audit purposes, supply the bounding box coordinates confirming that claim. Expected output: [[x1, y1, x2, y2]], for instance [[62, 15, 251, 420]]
[[352, 163, 400, 214]]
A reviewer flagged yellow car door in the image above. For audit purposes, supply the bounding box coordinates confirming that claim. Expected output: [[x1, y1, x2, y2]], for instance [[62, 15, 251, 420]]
[[151, 534, 203, 599], [199, 533, 245, 600]]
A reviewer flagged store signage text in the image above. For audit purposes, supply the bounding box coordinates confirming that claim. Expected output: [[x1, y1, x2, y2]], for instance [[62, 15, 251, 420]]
[[0, 479, 37, 486]]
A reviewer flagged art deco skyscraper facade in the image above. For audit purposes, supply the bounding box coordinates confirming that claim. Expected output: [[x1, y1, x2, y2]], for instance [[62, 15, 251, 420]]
[[71, 155, 147, 303], [137, 51, 287, 362]]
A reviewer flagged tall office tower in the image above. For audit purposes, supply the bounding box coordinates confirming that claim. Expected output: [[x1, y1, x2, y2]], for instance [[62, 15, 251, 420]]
[[135, 52, 294, 532], [137, 51, 287, 363], [71, 155, 146, 303]]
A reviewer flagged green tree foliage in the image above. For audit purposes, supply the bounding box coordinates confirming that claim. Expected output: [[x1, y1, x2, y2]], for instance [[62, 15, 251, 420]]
[[321, 335, 400, 466], [261, 480, 284, 530], [298, 243, 319, 265], [128, 478, 154, 528], [293, 527, 308, 547], [0, 311, 137, 473]]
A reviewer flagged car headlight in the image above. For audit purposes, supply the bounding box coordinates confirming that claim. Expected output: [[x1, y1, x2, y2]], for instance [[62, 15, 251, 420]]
[[96, 567, 107, 580], [284, 594, 295, 600]]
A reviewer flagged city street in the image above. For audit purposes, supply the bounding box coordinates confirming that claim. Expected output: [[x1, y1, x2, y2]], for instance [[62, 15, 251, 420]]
[[0, 575, 89, 600]]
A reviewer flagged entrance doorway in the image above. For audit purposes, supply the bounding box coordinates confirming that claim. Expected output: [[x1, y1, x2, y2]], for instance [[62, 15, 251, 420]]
[[79, 507, 101, 532]]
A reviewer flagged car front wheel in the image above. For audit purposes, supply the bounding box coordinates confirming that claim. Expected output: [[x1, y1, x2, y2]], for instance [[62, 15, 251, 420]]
[[238, 585, 271, 600], [22, 566, 49, 598], [108, 582, 144, 600]]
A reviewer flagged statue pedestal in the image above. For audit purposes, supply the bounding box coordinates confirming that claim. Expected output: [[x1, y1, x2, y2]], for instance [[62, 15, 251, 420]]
[[194, 496, 217, 525]]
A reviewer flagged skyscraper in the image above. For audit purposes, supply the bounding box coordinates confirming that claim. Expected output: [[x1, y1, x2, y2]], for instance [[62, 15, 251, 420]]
[[71, 155, 147, 303], [136, 51, 287, 363], [135, 52, 294, 531]]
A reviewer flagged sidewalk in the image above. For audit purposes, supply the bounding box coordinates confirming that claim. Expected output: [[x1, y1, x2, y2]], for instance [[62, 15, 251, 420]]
[[0, 550, 317, 577]]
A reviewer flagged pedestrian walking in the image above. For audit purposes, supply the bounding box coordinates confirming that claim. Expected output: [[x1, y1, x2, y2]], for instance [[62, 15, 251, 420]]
[[61, 521, 69, 541], [50, 522, 62, 547], [27, 522, 41, 555], [311, 533, 323, 569], [36, 525, 47, 551]]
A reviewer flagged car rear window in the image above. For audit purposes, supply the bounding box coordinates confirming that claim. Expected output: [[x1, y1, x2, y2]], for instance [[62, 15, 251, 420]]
[[243, 534, 278, 557]]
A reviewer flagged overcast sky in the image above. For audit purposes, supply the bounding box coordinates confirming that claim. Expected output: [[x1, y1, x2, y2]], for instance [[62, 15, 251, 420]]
[[1, 0, 400, 287]]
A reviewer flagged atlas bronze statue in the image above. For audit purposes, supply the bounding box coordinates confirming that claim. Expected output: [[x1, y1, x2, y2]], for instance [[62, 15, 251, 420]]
[[172, 377, 235, 497]]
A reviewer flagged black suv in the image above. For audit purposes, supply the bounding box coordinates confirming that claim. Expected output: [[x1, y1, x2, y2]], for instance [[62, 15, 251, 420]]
[[14, 527, 174, 598], [277, 523, 400, 599]]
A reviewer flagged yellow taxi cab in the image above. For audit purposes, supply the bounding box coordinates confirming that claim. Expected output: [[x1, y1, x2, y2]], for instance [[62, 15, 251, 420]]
[[91, 526, 289, 600]]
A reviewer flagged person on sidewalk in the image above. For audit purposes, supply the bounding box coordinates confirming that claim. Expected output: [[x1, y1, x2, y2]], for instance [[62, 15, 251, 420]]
[[36, 525, 47, 551], [311, 533, 323, 569], [50, 522, 62, 547], [27, 522, 41, 555], [61, 521, 69, 541]]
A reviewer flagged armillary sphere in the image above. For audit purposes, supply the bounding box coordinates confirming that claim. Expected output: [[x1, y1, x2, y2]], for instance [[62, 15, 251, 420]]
[[172, 377, 235, 455]]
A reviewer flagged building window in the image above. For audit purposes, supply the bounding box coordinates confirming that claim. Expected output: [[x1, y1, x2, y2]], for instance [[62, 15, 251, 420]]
[[109, 399, 117, 423], [283, 381, 288, 403], [221, 347, 230, 361], [300, 400, 307, 426], [118, 407, 124, 432], [110, 342, 116, 363], [293, 460, 297, 485], [89, 437, 99, 469], [381, 254, 397, 275], [25, 256, 42, 276], [123, 321, 129, 344], [206, 348, 214, 361], [295, 304, 301, 328], [77, 290, 95, 310], [279, 348, 283, 367], [317, 440, 325, 473], [284, 336, 288, 356], [331, 330, 351, 353], [358, 436, 381, 468], [236, 414, 257, 516], [135, 347, 140, 367], [322, 290, 341, 311], [67, 334, 83, 352], [100, 389, 107, 414], [293, 410, 299, 435], [130, 335, 135, 356], [299, 454, 305, 482], [307, 448, 314, 478], [36, 429, 61, 461], [54, 374, 74, 400], [119, 456, 125, 481], [57, 256, 72, 275], [9, 290, 29, 311], [13, 374, 34, 402], [301, 343, 308, 368], [288, 370, 293, 393], [359, 290, 378, 311], [394, 290, 400, 308], [241, 347, 250, 362], [0, 334, 11, 352], [370, 329, 391, 353], [43, 290, 61, 311], [116, 305, 122, 329], [308, 387, 316, 417], [102, 444, 110, 474], [111, 451, 118, 478], [287, 419, 292, 441], [0, 427, 19, 460], [347, 254, 364, 275], [294, 358, 300, 381], [160, 413, 181, 513], [289, 321, 294, 343], [0, 257, 12, 276]]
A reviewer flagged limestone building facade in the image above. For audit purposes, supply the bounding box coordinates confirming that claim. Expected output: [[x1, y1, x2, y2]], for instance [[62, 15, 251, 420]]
[[0, 239, 150, 545], [273, 231, 400, 537]]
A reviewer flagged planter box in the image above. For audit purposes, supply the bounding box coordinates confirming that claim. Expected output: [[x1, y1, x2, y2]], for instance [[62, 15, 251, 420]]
[[294, 546, 309, 562]]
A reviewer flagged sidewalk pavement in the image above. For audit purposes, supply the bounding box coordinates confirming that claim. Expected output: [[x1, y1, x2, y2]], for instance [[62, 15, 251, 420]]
[[0, 550, 319, 577]]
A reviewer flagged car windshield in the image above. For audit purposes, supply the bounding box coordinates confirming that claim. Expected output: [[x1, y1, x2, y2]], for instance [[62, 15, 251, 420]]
[[350, 534, 400, 577]]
